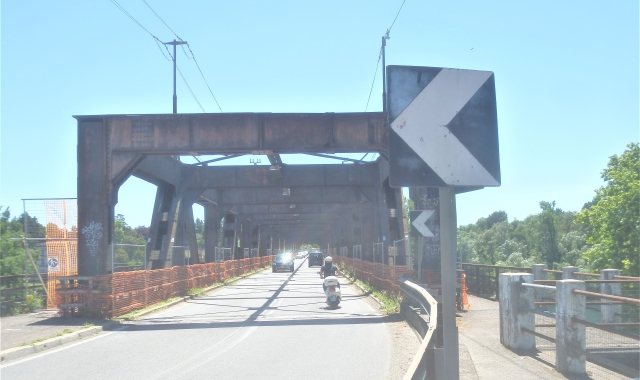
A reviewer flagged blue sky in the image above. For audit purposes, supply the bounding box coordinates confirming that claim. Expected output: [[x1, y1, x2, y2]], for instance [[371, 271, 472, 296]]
[[1, 0, 638, 229]]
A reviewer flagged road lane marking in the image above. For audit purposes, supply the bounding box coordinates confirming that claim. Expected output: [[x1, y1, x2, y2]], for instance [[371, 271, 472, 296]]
[[0, 326, 129, 368]]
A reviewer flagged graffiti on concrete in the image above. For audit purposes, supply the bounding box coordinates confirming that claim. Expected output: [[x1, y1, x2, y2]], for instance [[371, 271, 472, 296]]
[[81, 221, 103, 256]]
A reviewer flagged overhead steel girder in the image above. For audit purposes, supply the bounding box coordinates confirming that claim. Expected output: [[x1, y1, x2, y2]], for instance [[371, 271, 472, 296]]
[[76, 112, 387, 156], [134, 155, 379, 189], [248, 213, 346, 221], [229, 204, 351, 215]]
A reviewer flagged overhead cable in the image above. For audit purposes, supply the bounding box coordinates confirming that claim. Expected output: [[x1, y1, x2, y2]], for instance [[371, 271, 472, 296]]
[[387, 0, 406, 35], [142, 0, 223, 112], [364, 49, 382, 112], [364, 0, 407, 111], [142, 0, 182, 39], [110, 0, 168, 59]]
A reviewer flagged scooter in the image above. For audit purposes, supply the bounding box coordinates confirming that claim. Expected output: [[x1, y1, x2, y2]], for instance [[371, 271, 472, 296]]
[[318, 272, 342, 308]]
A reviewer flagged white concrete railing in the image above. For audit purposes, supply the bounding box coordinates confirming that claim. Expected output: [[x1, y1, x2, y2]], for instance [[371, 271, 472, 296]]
[[499, 273, 640, 377]]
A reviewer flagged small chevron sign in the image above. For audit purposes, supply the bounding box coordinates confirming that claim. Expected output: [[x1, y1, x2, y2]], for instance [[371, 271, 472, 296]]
[[410, 210, 435, 238], [388, 65, 501, 188]]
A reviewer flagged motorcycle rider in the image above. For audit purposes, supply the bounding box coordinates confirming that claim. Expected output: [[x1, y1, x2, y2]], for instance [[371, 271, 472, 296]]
[[320, 256, 340, 291]]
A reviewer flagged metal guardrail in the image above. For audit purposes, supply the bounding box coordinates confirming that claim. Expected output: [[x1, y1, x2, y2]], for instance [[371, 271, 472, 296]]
[[399, 276, 438, 380]]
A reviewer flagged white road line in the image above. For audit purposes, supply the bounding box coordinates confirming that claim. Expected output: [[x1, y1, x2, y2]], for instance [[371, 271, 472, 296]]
[[0, 326, 129, 368]]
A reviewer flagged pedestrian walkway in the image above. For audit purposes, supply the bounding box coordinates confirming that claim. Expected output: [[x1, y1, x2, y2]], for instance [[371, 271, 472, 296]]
[[458, 295, 612, 380], [1, 310, 117, 351]]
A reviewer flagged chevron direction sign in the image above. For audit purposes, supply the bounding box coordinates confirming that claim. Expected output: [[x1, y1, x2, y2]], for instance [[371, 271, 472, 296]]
[[388, 65, 501, 188], [410, 210, 436, 238]]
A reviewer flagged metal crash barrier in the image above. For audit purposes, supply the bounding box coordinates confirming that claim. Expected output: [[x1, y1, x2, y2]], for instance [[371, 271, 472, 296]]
[[399, 276, 439, 380]]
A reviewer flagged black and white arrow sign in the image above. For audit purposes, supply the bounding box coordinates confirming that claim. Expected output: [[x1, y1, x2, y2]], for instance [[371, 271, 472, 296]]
[[410, 210, 435, 238], [388, 65, 501, 188]]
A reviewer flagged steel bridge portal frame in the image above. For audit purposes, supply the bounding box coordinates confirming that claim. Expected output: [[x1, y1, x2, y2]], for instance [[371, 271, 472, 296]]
[[75, 112, 406, 276]]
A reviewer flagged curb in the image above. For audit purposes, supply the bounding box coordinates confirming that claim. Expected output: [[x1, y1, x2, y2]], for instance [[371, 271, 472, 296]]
[[0, 324, 110, 363]]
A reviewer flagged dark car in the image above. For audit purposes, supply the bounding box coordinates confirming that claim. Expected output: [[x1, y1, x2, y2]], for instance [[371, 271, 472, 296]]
[[308, 251, 324, 267], [272, 253, 294, 272]]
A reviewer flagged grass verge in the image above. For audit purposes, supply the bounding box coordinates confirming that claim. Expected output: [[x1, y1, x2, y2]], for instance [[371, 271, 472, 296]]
[[338, 264, 402, 315], [23, 328, 76, 346], [118, 297, 181, 320]]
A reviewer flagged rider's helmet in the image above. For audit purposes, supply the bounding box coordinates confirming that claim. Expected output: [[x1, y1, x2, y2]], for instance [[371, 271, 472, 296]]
[[325, 256, 333, 264]]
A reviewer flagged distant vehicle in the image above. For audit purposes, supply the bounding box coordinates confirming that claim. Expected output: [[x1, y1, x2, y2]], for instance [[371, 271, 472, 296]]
[[295, 251, 305, 259], [272, 253, 294, 272], [308, 251, 324, 267]]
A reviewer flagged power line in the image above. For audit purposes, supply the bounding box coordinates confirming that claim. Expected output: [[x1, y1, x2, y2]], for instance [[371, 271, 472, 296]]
[[184, 44, 223, 112], [178, 67, 206, 113], [142, 0, 182, 40], [110, 0, 157, 39], [364, 49, 382, 112], [364, 0, 407, 112], [387, 0, 406, 35], [142, 0, 223, 112]]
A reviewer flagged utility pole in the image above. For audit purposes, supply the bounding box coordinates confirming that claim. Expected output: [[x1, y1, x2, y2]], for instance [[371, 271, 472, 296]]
[[164, 40, 188, 114], [381, 30, 390, 113]]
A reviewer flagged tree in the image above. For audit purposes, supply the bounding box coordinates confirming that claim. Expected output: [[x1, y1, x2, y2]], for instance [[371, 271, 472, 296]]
[[576, 143, 640, 275], [539, 201, 560, 267], [0, 207, 26, 276], [113, 214, 147, 266]]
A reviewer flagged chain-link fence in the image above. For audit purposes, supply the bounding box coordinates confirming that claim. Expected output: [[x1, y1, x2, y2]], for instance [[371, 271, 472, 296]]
[[9, 199, 79, 310], [373, 242, 383, 264], [353, 244, 362, 260], [214, 247, 232, 262]]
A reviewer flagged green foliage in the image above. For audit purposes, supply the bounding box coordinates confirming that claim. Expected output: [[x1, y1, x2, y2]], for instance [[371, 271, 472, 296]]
[[113, 214, 147, 266], [337, 263, 401, 314], [0, 207, 36, 276], [459, 143, 638, 276], [24, 293, 43, 312], [576, 143, 639, 276], [459, 205, 586, 269], [195, 217, 205, 248]]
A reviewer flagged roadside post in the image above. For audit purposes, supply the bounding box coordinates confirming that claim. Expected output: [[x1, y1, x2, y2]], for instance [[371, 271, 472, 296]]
[[388, 65, 500, 379]]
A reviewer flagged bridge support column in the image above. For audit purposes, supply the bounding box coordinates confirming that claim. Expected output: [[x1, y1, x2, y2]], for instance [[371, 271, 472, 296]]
[[360, 203, 375, 261], [498, 273, 535, 350], [184, 207, 199, 264], [204, 204, 219, 263], [600, 269, 621, 324], [145, 183, 180, 270], [239, 217, 251, 258], [555, 280, 586, 374], [77, 120, 111, 276], [532, 264, 548, 301], [562, 266, 579, 280]]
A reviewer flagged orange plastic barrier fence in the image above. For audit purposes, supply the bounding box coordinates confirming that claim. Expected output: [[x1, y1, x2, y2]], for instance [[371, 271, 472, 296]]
[[44, 200, 78, 309], [57, 256, 274, 318], [334, 257, 441, 296], [335, 257, 470, 310], [460, 273, 470, 310]]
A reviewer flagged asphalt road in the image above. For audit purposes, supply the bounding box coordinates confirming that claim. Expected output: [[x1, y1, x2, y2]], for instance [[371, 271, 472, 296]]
[[1, 258, 392, 380]]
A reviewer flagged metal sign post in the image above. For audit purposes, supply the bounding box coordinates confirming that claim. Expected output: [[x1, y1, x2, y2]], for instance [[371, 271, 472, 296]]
[[439, 187, 459, 379], [389, 65, 501, 380]]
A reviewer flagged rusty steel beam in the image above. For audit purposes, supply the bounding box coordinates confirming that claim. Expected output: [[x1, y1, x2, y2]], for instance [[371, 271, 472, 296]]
[[228, 204, 347, 215], [75, 112, 387, 155], [134, 156, 379, 189]]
